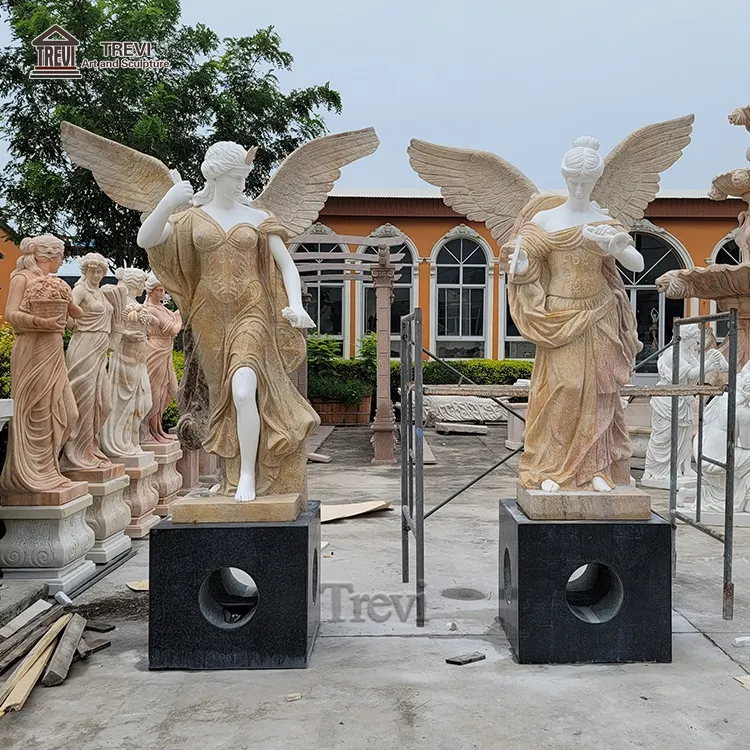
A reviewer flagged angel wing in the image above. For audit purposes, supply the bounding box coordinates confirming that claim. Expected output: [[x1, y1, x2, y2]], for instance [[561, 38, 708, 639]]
[[101, 283, 126, 352], [408, 140, 537, 247], [60, 122, 176, 214], [591, 115, 694, 231], [252, 128, 379, 236]]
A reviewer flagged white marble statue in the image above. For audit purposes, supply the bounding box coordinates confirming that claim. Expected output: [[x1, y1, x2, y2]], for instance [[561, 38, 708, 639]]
[[409, 116, 694, 494], [62, 122, 378, 501], [684, 366, 750, 514], [100, 268, 154, 458], [642, 324, 727, 489]]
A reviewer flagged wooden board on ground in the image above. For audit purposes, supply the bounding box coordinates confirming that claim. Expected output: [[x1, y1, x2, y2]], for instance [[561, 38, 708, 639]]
[[84, 620, 115, 633], [0, 614, 71, 706], [0, 605, 64, 663], [321, 500, 392, 523], [0, 641, 55, 716], [42, 614, 86, 687], [0, 601, 52, 640]]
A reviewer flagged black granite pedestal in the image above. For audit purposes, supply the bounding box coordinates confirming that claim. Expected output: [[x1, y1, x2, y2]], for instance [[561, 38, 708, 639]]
[[149, 501, 320, 670], [499, 500, 671, 664]]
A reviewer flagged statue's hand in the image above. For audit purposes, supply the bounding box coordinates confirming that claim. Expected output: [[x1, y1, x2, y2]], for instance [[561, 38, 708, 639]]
[[282, 306, 315, 329], [161, 179, 194, 211], [508, 246, 529, 277]]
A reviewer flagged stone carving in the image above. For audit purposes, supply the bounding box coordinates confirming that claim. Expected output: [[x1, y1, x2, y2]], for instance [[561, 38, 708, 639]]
[[410, 115, 694, 494], [442, 223, 480, 240], [62, 122, 379, 503], [642, 324, 727, 489], [140, 273, 183, 444], [370, 223, 403, 239], [84, 473, 132, 563], [0, 235, 83, 495], [99, 268, 153, 458], [423, 395, 509, 426], [175, 323, 211, 450], [62, 252, 115, 473]]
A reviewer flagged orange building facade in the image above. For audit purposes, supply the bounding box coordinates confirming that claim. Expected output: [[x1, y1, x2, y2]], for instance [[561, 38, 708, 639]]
[[0, 190, 742, 379]]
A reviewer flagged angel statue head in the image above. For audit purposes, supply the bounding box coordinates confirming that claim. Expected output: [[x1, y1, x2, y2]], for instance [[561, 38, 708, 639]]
[[16, 234, 65, 276], [560, 136, 605, 205], [77, 252, 109, 288], [192, 141, 259, 208]]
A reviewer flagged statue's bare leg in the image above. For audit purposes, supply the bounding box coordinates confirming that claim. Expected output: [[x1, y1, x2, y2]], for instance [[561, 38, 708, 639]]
[[232, 367, 260, 502]]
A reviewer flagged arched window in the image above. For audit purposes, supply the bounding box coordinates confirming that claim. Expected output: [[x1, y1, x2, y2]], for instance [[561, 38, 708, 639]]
[[619, 232, 687, 374], [435, 236, 487, 358], [362, 244, 414, 357], [294, 241, 346, 354], [713, 238, 740, 340]]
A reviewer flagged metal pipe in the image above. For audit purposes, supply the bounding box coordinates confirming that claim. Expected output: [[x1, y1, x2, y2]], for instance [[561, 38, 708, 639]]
[[675, 312, 732, 325], [424, 447, 524, 520], [414, 309, 426, 628], [669, 324, 681, 579], [400, 318, 410, 584], [673, 511, 726, 543], [701, 455, 728, 470], [723, 308, 738, 620], [632, 338, 678, 373], [696, 322, 706, 523]]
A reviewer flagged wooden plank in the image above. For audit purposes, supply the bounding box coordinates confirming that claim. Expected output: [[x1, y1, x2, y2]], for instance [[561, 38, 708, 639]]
[[0, 614, 71, 706], [85, 638, 111, 655], [0, 605, 65, 662], [41, 614, 86, 687], [0, 641, 56, 716], [0, 600, 52, 639], [84, 620, 115, 634], [73, 637, 92, 662]]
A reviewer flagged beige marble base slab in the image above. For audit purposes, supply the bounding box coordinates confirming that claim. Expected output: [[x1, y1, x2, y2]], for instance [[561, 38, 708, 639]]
[[62, 464, 125, 483], [141, 440, 182, 458], [172, 492, 305, 524], [516, 485, 652, 521], [2, 481, 89, 507], [106, 451, 155, 470]]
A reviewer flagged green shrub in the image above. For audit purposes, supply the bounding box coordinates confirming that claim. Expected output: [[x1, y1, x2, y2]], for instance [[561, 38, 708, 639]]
[[0, 324, 14, 399], [162, 399, 180, 430], [308, 373, 373, 405], [172, 350, 184, 381], [357, 332, 377, 381], [306, 333, 341, 372]]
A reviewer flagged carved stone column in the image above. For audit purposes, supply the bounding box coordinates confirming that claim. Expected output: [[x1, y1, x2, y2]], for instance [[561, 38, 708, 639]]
[[370, 244, 397, 464], [142, 441, 183, 517], [85, 473, 132, 563]]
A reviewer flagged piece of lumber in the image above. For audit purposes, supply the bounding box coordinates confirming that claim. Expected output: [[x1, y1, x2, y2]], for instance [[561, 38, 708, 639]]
[[41, 614, 86, 687], [0, 605, 65, 662], [0, 641, 56, 716], [85, 638, 111, 655], [73, 637, 92, 662], [445, 651, 486, 666], [0, 607, 70, 675], [0, 614, 71, 706], [84, 620, 115, 634], [0, 600, 52, 640]]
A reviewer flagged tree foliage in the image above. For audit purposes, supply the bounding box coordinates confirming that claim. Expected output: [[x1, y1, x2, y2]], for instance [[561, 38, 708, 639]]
[[0, 0, 342, 267]]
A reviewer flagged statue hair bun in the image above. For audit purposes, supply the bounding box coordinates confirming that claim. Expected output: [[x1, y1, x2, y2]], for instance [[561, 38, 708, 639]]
[[573, 136, 600, 151]]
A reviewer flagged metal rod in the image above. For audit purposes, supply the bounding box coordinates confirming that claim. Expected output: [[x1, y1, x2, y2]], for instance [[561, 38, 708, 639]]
[[675, 312, 731, 325], [424, 447, 523, 520], [401, 504, 415, 533], [673, 511, 726, 543], [420, 347, 527, 424], [669, 324, 681, 579], [400, 318, 410, 584], [414, 309, 426, 628], [632, 338, 677, 373], [701, 455, 728, 470], [696, 322, 706, 524], [723, 308, 738, 620]]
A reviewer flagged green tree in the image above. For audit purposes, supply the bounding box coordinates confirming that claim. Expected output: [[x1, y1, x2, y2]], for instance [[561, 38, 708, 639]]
[[0, 0, 342, 267]]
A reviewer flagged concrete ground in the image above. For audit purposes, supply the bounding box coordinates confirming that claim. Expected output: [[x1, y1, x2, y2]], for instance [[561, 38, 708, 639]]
[[3, 425, 750, 749]]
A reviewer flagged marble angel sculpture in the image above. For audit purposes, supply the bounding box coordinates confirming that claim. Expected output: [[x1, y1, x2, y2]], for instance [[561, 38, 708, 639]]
[[140, 272, 182, 444], [0, 235, 83, 494], [409, 115, 694, 493], [99, 268, 154, 459], [642, 323, 727, 489], [62, 252, 116, 472], [61, 122, 379, 501]]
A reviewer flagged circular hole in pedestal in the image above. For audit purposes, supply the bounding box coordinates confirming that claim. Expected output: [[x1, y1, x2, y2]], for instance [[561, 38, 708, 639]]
[[503, 549, 512, 605], [565, 563, 624, 624], [198, 567, 259, 630], [312, 550, 319, 605]]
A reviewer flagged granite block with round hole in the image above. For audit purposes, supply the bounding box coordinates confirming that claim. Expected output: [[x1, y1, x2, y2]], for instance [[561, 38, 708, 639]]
[[148, 501, 320, 670], [498, 499, 671, 664]]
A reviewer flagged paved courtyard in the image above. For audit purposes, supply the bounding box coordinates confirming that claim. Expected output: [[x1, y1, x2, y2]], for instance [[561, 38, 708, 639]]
[[3, 425, 750, 749]]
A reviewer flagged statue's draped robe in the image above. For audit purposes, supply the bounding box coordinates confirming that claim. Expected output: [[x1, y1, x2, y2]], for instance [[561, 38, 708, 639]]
[[508, 196, 641, 490], [147, 208, 320, 496]]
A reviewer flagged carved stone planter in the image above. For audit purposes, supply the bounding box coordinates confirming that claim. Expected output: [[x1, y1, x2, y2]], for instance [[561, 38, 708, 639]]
[[310, 395, 372, 426], [0, 493, 96, 594]]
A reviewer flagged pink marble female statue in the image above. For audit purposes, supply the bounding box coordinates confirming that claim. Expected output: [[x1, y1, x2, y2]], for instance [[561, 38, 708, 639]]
[[140, 273, 183, 444], [62, 252, 115, 472], [0, 235, 83, 494]]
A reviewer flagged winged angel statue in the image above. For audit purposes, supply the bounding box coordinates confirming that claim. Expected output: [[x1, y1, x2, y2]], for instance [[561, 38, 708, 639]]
[[409, 116, 693, 494], [61, 123, 379, 501]]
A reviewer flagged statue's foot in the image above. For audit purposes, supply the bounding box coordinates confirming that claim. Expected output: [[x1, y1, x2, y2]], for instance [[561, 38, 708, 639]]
[[541, 479, 560, 493], [592, 476, 613, 493], [235, 474, 256, 502]]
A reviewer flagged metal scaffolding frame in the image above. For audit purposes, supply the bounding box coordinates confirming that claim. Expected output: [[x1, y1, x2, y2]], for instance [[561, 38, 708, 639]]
[[400, 307, 739, 627]]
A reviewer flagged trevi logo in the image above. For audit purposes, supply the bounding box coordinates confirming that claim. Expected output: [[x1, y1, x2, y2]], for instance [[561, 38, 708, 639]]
[[29, 24, 171, 80]]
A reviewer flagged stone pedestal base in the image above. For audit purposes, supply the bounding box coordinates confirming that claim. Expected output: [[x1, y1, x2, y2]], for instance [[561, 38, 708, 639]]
[[172, 491, 305, 524], [499, 499, 671, 664], [149, 502, 320, 670], [0, 494, 96, 594], [516, 484, 652, 521], [84, 473, 132, 564], [504, 402, 528, 451], [142, 441, 184, 517], [106, 452, 160, 538]]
